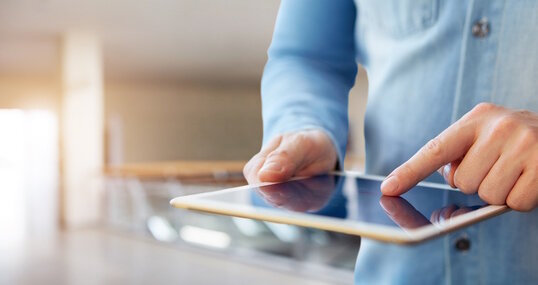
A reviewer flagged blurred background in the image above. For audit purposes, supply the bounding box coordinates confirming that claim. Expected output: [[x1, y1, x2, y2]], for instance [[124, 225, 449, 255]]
[[0, 0, 368, 284]]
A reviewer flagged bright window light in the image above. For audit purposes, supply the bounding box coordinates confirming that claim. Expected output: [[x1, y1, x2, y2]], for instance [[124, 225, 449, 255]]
[[147, 216, 178, 242], [0, 109, 58, 250], [232, 217, 265, 237], [179, 225, 231, 249]]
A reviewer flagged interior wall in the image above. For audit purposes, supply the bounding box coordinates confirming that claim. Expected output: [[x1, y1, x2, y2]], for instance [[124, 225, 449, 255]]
[[105, 68, 368, 165], [0, 72, 367, 166], [0, 76, 60, 112], [105, 81, 264, 163]]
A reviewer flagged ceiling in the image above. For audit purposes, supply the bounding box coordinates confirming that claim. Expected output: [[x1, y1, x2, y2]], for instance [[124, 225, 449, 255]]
[[0, 0, 280, 82]]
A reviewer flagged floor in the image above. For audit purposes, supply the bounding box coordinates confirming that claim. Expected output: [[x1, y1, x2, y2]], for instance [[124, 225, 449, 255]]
[[0, 228, 351, 285]]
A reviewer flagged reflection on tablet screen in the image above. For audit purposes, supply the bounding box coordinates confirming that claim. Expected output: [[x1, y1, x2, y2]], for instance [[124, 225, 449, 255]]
[[249, 174, 485, 230]]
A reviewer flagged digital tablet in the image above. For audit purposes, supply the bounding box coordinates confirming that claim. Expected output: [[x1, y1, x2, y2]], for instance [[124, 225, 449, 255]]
[[170, 172, 509, 244]]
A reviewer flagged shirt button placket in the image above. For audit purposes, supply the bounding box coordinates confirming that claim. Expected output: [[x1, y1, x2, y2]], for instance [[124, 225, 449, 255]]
[[452, 0, 504, 121]]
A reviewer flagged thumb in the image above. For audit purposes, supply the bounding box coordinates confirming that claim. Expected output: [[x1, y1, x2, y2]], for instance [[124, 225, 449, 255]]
[[258, 134, 310, 182]]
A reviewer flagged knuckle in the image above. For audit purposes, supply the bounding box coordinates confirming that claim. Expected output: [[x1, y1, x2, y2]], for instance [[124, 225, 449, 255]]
[[266, 134, 284, 147], [293, 131, 309, 141], [267, 150, 297, 169], [424, 137, 444, 158], [289, 132, 312, 149], [506, 195, 530, 211], [518, 127, 538, 148], [311, 129, 328, 138], [242, 160, 253, 177], [397, 163, 418, 183], [453, 172, 476, 194], [478, 187, 502, 205], [514, 109, 534, 119], [267, 149, 290, 160], [472, 102, 498, 115], [311, 129, 331, 143], [243, 155, 263, 180], [491, 115, 518, 135]]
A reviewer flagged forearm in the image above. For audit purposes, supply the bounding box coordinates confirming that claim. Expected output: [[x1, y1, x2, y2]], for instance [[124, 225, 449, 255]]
[[261, 0, 358, 163]]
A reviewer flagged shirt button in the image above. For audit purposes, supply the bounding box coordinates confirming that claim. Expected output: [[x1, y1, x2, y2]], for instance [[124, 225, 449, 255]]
[[455, 237, 471, 251], [472, 18, 490, 38]]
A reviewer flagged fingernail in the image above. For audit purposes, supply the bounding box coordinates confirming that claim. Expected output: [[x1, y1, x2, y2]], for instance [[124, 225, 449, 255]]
[[381, 176, 400, 194], [443, 164, 457, 188], [260, 161, 282, 173], [443, 164, 451, 180]]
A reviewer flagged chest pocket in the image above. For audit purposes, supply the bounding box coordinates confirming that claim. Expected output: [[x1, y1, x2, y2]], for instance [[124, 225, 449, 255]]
[[356, 0, 440, 38]]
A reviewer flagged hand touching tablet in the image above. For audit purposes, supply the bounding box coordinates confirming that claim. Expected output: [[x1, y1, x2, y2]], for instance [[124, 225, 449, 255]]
[[381, 103, 538, 211]]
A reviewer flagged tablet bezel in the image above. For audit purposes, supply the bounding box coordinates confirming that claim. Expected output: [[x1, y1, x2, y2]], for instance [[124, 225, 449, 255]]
[[170, 171, 509, 244]]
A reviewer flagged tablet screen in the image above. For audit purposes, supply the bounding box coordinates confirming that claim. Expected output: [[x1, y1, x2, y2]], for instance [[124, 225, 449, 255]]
[[200, 174, 488, 230]]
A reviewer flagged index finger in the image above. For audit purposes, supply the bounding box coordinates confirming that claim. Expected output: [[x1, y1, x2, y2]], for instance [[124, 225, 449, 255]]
[[381, 120, 476, 196]]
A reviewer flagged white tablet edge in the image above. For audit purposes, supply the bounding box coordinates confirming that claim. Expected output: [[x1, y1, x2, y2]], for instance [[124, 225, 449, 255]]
[[170, 171, 509, 244]]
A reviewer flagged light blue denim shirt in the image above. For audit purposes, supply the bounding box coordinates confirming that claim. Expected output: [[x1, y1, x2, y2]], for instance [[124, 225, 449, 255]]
[[261, 0, 538, 284]]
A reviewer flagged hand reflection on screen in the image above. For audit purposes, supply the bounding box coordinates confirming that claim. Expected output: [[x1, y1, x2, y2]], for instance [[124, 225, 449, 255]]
[[379, 196, 431, 229], [429, 204, 482, 224], [380, 196, 483, 229], [255, 175, 337, 212]]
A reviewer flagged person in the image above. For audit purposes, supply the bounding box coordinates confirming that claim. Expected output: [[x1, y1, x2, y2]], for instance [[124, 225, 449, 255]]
[[243, 1, 538, 284]]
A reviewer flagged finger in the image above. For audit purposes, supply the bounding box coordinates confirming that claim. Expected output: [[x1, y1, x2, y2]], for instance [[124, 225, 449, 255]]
[[243, 135, 283, 184], [452, 134, 502, 193], [439, 160, 461, 188], [379, 196, 430, 229], [381, 120, 476, 196], [292, 131, 338, 177], [506, 169, 538, 211], [258, 130, 337, 182], [477, 152, 524, 205], [258, 133, 313, 182], [243, 153, 267, 184]]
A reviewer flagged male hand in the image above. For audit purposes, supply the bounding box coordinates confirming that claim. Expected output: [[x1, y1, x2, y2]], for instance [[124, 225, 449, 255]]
[[381, 103, 538, 211], [243, 129, 337, 184]]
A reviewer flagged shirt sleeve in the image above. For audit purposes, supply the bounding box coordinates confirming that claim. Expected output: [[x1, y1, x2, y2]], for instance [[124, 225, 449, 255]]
[[261, 0, 358, 166]]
